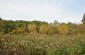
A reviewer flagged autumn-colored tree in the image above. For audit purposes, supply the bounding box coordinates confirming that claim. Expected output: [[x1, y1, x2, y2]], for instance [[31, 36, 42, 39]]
[[79, 24, 85, 34], [57, 24, 69, 35], [12, 27, 25, 34], [46, 25, 55, 35], [27, 24, 37, 33], [67, 23, 81, 35], [1, 16, 85, 35], [39, 25, 49, 34]]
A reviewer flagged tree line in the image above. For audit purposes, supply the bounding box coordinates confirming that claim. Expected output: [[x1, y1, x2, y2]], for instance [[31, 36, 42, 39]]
[[0, 14, 85, 35]]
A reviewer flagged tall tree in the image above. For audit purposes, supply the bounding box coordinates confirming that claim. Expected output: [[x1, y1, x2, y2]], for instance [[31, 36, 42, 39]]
[[0, 18, 2, 20], [52, 20, 59, 26], [3, 21, 16, 34], [82, 14, 85, 24]]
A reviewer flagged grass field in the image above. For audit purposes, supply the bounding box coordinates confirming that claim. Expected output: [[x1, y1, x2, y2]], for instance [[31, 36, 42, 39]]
[[0, 33, 85, 55]]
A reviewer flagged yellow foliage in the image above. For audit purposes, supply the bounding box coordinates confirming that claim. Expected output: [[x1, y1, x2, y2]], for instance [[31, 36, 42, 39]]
[[80, 24, 85, 34], [12, 27, 25, 34], [46, 25, 55, 34], [39, 25, 49, 34], [57, 24, 69, 35], [27, 24, 36, 33]]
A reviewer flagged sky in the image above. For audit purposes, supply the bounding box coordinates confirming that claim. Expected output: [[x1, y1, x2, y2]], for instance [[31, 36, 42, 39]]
[[0, 0, 85, 23]]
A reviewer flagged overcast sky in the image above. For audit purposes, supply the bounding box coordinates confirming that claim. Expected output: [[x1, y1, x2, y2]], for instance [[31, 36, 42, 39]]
[[0, 0, 85, 23]]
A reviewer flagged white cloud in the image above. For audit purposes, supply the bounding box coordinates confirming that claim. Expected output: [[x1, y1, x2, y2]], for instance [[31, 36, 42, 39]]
[[0, 0, 84, 23]]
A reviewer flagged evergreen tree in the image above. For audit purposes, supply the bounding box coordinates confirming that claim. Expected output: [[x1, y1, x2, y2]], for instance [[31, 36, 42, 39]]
[[82, 14, 85, 24], [0, 18, 2, 20]]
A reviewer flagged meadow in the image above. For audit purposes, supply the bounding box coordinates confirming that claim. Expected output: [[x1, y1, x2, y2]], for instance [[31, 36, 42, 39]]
[[0, 0, 85, 55], [0, 33, 85, 55], [0, 16, 85, 55]]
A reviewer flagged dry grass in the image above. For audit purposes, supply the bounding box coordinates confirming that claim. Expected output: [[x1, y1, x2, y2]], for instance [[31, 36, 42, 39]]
[[0, 33, 85, 55]]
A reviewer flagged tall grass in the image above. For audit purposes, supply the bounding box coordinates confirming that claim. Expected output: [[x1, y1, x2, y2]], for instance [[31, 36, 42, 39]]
[[0, 33, 85, 55]]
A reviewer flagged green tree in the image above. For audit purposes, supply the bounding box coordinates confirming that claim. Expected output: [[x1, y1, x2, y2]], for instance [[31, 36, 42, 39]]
[[82, 14, 85, 24], [3, 21, 16, 34], [68, 23, 81, 35], [0, 20, 4, 34], [53, 20, 59, 26], [0, 18, 2, 20]]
